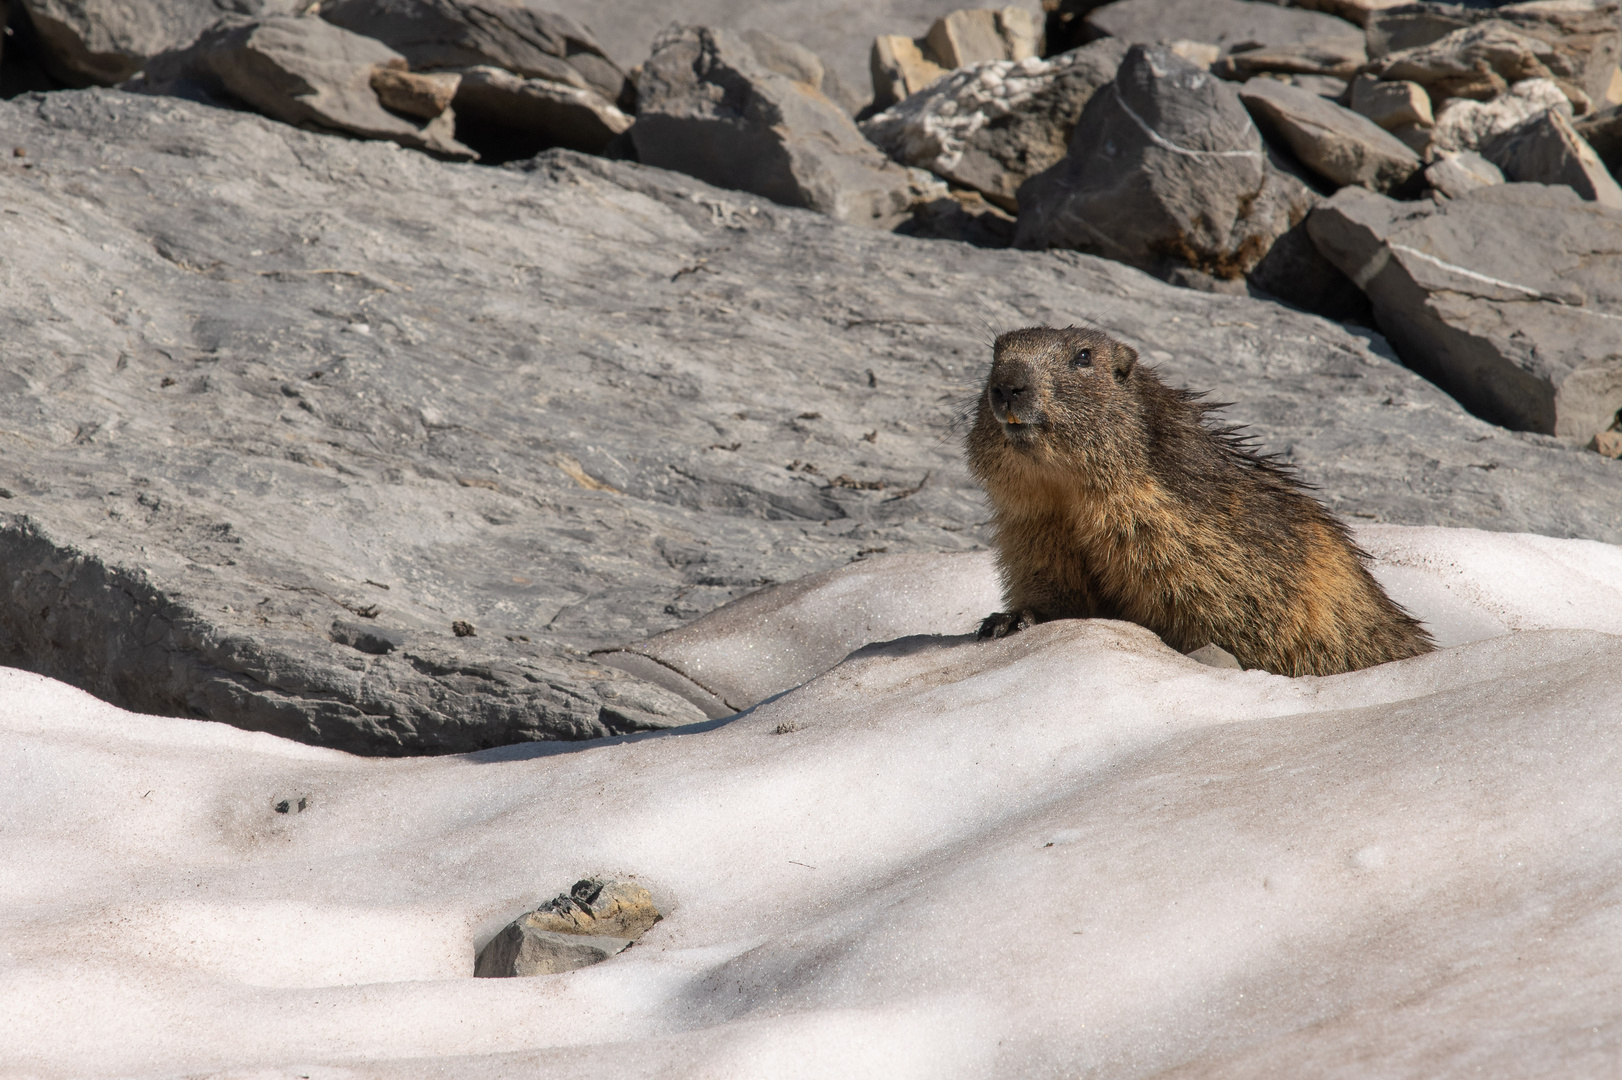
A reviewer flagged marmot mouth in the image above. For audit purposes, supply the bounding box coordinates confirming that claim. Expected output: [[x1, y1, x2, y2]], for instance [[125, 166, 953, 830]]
[[1000, 419, 1041, 445]]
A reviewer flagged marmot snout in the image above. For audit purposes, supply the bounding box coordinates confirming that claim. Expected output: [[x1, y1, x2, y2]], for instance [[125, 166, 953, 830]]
[[965, 326, 1434, 676]]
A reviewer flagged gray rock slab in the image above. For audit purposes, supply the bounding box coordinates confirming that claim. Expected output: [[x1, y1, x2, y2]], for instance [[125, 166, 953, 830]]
[[527, 0, 1044, 102], [632, 25, 937, 229], [128, 14, 476, 159], [1366, 0, 1621, 105], [1083, 0, 1366, 54], [859, 37, 1128, 211], [17, 0, 301, 86], [1483, 105, 1622, 207], [1425, 148, 1505, 198], [1240, 76, 1421, 192], [318, 0, 631, 110], [1431, 76, 1572, 154], [1015, 45, 1316, 286], [1308, 182, 1622, 437], [1211, 41, 1367, 83], [4, 90, 1622, 753]]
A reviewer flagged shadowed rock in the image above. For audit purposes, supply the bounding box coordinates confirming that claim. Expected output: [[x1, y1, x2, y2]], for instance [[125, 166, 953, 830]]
[[1239, 76, 1421, 192]]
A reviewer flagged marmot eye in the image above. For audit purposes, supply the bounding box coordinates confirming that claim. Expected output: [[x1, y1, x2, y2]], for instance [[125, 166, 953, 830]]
[[1072, 348, 1092, 367]]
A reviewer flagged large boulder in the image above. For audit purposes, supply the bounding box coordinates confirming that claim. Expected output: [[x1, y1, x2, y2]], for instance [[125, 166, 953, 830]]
[[1015, 45, 1315, 290], [6, 89, 1622, 755], [860, 37, 1128, 211], [1239, 76, 1421, 192], [632, 25, 939, 228], [1308, 182, 1622, 438], [1430, 76, 1572, 153], [127, 14, 475, 158], [1366, 0, 1622, 107], [318, 0, 631, 109], [1482, 105, 1622, 206], [16, 0, 301, 86]]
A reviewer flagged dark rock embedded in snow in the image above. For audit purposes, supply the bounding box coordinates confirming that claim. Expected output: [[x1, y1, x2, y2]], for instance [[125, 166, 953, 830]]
[[1308, 183, 1622, 438], [474, 878, 659, 977], [632, 25, 939, 229], [860, 37, 1127, 211], [5, 89, 1622, 754], [1015, 46, 1315, 287], [1239, 76, 1421, 193]]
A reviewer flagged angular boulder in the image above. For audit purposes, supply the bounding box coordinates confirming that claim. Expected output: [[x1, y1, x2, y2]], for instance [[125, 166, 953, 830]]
[[450, 64, 631, 159], [870, 33, 948, 111], [1239, 76, 1421, 192], [318, 0, 631, 110], [473, 927, 630, 977], [1083, 0, 1366, 55], [17, 0, 301, 86], [1431, 76, 1571, 153], [1015, 45, 1315, 288], [1482, 106, 1622, 206], [860, 37, 1128, 211], [1425, 148, 1504, 199], [632, 25, 938, 228], [1366, 0, 1622, 106], [1308, 183, 1622, 437], [129, 15, 475, 158]]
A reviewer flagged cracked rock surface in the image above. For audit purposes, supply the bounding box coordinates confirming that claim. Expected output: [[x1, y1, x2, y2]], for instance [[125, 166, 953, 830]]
[[3, 88, 1621, 753]]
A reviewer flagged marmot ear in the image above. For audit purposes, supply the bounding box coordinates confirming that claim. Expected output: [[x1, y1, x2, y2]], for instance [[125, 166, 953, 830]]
[[1113, 344, 1138, 381]]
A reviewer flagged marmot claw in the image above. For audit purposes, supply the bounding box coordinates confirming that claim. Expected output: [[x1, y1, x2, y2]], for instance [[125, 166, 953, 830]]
[[978, 610, 1036, 639]]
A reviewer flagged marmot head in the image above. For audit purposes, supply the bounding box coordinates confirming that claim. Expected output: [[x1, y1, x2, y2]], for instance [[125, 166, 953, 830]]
[[966, 326, 1142, 485]]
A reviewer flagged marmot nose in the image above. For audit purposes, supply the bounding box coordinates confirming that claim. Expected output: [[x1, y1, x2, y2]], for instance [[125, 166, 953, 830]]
[[992, 382, 1031, 410]]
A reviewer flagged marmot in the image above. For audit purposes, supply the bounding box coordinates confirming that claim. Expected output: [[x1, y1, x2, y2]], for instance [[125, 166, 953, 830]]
[[965, 326, 1434, 676]]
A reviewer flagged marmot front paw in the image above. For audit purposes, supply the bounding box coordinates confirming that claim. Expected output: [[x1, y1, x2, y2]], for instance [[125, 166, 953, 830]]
[[977, 610, 1037, 639]]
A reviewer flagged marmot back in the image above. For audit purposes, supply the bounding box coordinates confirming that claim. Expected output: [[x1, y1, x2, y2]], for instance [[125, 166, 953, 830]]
[[965, 325, 1434, 676]]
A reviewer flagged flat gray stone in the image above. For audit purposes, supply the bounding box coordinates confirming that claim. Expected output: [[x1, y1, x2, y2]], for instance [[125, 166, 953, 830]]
[[1211, 40, 1368, 82], [1425, 148, 1505, 199], [318, 0, 631, 109], [1239, 76, 1421, 192], [1015, 45, 1315, 289], [632, 25, 937, 229], [1083, 0, 1366, 55], [1308, 182, 1622, 437], [1482, 106, 1622, 207], [860, 38, 1127, 211], [17, 0, 302, 85], [4, 89, 1622, 753]]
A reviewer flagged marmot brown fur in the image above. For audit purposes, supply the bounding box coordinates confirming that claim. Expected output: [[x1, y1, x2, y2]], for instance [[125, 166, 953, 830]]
[[965, 326, 1434, 676]]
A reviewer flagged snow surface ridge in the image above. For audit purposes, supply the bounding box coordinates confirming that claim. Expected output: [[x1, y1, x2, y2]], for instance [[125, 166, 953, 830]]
[[1, 524, 1620, 1078]]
